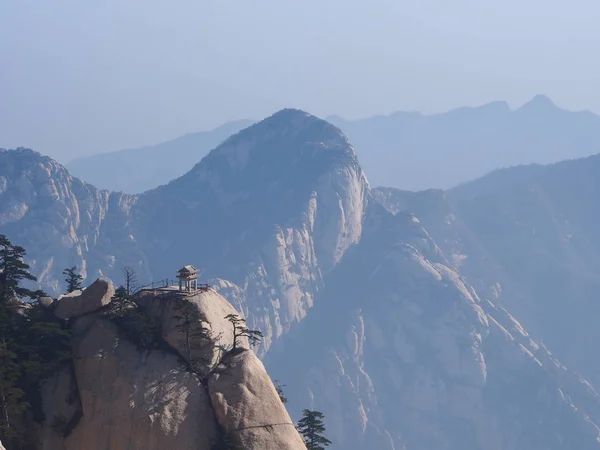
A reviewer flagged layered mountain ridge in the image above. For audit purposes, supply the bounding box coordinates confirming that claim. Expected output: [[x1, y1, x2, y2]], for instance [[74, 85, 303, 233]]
[[67, 96, 600, 194], [3, 110, 600, 449]]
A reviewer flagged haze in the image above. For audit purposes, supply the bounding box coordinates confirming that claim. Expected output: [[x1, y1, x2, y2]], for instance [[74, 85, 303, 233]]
[[1, 0, 600, 162]]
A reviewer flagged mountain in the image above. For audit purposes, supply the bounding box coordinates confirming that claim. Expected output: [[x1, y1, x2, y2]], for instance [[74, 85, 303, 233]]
[[3, 111, 600, 449], [67, 95, 600, 196], [373, 152, 600, 402], [0, 148, 144, 293], [448, 155, 600, 389], [267, 203, 600, 450], [67, 120, 254, 194], [328, 95, 600, 190]]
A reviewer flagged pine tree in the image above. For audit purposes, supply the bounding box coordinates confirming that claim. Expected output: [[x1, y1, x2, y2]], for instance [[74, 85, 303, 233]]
[[0, 235, 37, 443], [0, 234, 69, 447], [297, 409, 332, 450], [0, 235, 43, 300], [62, 266, 83, 293], [224, 314, 263, 351], [173, 301, 211, 371], [274, 380, 288, 404], [107, 286, 136, 317], [105, 286, 160, 350]]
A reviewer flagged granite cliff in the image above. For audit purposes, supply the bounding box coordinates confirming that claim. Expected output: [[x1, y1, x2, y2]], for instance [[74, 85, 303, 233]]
[[36, 278, 304, 450]]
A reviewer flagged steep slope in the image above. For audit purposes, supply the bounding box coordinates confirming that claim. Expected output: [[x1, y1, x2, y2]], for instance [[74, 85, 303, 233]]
[[67, 120, 254, 194], [266, 204, 600, 450], [373, 153, 600, 394], [329, 95, 600, 190], [0, 148, 146, 293], [445, 154, 600, 389]]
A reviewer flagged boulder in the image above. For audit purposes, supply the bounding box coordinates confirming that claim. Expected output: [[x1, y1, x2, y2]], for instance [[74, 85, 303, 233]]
[[54, 278, 115, 319], [38, 296, 55, 308], [209, 350, 306, 450]]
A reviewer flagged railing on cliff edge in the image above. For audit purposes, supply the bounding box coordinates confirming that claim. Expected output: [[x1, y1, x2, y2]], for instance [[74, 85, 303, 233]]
[[133, 279, 211, 295]]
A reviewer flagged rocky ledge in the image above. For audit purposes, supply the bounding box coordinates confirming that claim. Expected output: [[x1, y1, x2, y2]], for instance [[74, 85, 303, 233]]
[[37, 278, 305, 450]]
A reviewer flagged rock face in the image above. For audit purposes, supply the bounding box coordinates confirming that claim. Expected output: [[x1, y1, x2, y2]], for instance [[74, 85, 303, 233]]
[[210, 350, 307, 450], [136, 288, 248, 369], [34, 279, 304, 450], [266, 205, 600, 450], [0, 148, 145, 294]]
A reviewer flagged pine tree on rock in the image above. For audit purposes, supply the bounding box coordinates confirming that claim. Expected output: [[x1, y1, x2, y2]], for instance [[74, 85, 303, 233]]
[[62, 266, 83, 293], [297, 409, 332, 450], [224, 314, 263, 352], [274, 380, 288, 404], [173, 302, 211, 372]]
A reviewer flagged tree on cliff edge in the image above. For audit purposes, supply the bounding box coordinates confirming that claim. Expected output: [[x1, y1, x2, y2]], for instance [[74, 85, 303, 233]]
[[62, 266, 83, 293], [173, 301, 211, 372], [297, 409, 331, 450], [224, 314, 263, 352]]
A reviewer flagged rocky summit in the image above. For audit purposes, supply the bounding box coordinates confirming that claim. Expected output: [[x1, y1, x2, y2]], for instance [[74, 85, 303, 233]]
[[36, 277, 304, 450], [3, 111, 600, 449]]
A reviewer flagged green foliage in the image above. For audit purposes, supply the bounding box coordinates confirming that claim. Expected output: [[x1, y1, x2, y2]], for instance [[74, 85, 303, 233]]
[[297, 409, 332, 450], [105, 286, 161, 350], [274, 380, 288, 404], [62, 267, 83, 294], [224, 314, 263, 351], [173, 301, 211, 372], [0, 235, 45, 300], [0, 234, 72, 448]]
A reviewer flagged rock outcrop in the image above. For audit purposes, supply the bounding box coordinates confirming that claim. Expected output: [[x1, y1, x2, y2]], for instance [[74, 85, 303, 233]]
[[54, 277, 115, 319], [210, 350, 306, 449], [35, 278, 304, 450], [136, 288, 248, 370]]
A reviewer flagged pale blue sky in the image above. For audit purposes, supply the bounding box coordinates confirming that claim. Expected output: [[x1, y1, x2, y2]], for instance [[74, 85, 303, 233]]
[[1, 0, 599, 161]]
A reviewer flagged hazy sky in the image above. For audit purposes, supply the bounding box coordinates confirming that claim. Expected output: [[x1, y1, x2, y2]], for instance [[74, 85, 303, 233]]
[[2, 0, 600, 162]]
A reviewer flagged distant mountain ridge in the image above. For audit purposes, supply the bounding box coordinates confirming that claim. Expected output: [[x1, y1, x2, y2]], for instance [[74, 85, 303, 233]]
[[67, 119, 254, 193], [67, 95, 600, 194], [328, 94, 600, 190]]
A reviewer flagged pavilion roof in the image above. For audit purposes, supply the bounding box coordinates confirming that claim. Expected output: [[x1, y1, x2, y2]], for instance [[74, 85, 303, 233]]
[[177, 265, 199, 274]]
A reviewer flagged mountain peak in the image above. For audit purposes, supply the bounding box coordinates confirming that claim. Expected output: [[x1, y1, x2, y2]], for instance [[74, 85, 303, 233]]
[[200, 108, 352, 174], [252, 108, 338, 136], [518, 94, 557, 111]]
